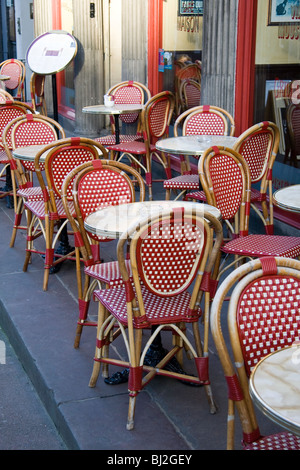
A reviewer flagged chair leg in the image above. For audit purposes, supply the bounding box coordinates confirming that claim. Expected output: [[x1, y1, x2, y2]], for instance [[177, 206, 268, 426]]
[[127, 395, 137, 430]]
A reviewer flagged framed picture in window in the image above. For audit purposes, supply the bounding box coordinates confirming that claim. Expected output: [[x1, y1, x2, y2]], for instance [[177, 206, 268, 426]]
[[268, 0, 300, 25], [178, 1, 203, 16]]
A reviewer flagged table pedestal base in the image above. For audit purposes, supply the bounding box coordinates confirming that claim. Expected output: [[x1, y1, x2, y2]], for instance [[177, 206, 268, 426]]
[[105, 331, 200, 386]]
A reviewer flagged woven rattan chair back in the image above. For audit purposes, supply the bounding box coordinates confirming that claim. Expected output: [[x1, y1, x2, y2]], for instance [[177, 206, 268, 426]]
[[30, 73, 47, 115], [107, 80, 151, 127], [199, 146, 250, 227], [285, 103, 300, 167], [210, 256, 300, 450], [61, 159, 145, 347], [179, 78, 201, 112], [0, 59, 26, 101], [10, 114, 65, 174], [62, 158, 145, 243], [0, 102, 34, 147], [24, 138, 106, 291], [175, 105, 235, 137], [143, 90, 175, 144], [233, 121, 279, 234], [89, 207, 223, 430]]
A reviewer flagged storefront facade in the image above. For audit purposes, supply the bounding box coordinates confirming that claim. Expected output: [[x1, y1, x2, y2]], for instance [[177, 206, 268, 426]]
[[1, 0, 299, 226]]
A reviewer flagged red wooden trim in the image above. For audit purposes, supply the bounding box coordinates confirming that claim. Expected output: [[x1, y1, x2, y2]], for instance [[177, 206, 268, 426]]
[[148, 0, 163, 95], [235, 0, 258, 136]]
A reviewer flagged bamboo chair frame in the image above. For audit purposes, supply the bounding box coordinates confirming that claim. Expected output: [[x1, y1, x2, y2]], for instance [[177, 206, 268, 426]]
[[23, 137, 106, 290], [232, 121, 280, 235], [284, 102, 300, 168], [0, 59, 26, 101], [89, 208, 223, 430], [109, 91, 175, 201], [0, 101, 35, 202], [2, 114, 65, 247], [210, 256, 300, 450], [164, 105, 235, 201], [185, 121, 280, 235], [179, 78, 201, 113], [198, 146, 300, 284], [61, 159, 146, 348], [95, 80, 151, 146], [30, 72, 47, 115], [0, 90, 14, 102]]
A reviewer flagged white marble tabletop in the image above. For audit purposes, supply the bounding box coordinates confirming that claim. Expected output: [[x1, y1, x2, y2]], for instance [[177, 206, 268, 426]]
[[273, 185, 300, 214], [249, 344, 300, 437], [82, 104, 144, 115], [13, 145, 49, 162], [84, 200, 221, 238], [155, 135, 237, 156]]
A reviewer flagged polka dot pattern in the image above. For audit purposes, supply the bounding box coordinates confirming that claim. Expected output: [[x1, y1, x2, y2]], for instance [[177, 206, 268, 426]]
[[137, 218, 205, 296], [237, 274, 300, 375], [209, 153, 243, 220], [238, 130, 271, 182]]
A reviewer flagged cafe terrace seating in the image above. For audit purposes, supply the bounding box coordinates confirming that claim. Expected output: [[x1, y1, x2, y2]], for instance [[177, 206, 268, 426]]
[[164, 105, 235, 200], [109, 91, 175, 201], [61, 159, 145, 348], [0, 59, 26, 101], [198, 146, 300, 285], [94, 80, 151, 146], [24, 137, 107, 291], [186, 121, 280, 235], [89, 207, 223, 430], [2, 114, 66, 247], [210, 256, 300, 450], [284, 102, 300, 168], [0, 101, 35, 203]]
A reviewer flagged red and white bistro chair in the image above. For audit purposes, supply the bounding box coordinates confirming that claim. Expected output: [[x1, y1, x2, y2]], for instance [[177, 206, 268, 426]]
[[95, 80, 151, 146], [210, 256, 300, 450], [164, 105, 235, 201], [89, 206, 223, 430], [61, 159, 145, 348]]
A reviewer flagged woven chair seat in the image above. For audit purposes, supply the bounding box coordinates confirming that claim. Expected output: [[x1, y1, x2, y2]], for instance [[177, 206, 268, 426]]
[[17, 186, 44, 200], [0, 149, 10, 164], [186, 188, 262, 203], [222, 234, 300, 258], [94, 134, 143, 146], [163, 173, 199, 189], [25, 198, 75, 219], [244, 432, 300, 450], [185, 190, 206, 201], [84, 259, 132, 287], [94, 283, 202, 328], [109, 140, 156, 155]]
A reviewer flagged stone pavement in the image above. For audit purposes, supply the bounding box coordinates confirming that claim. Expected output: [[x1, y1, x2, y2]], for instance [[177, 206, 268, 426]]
[[0, 166, 289, 452]]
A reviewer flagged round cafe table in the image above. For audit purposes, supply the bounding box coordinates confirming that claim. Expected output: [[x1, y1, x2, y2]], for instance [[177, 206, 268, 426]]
[[273, 184, 300, 214], [249, 345, 300, 437], [82, 103, 144, 145], [156, 135, 237, 156], [84, 200, 221, 239]]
